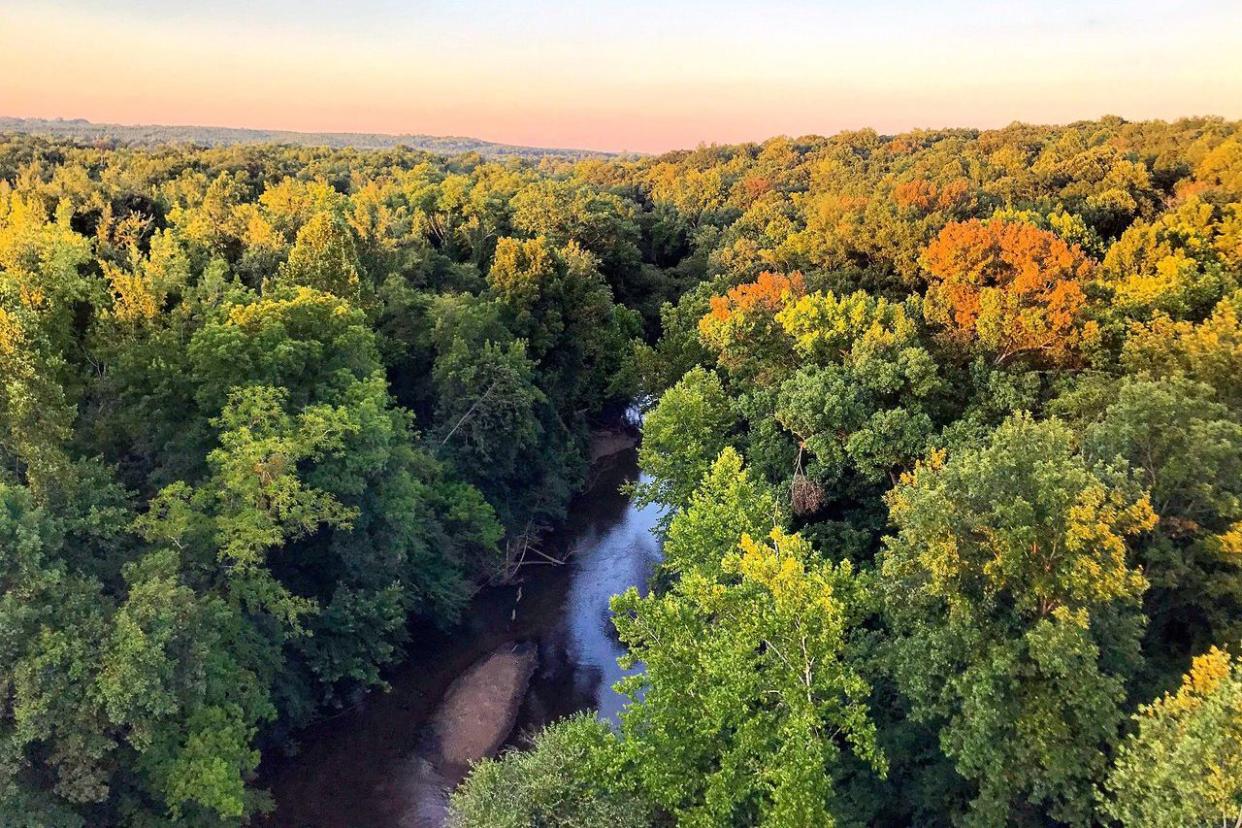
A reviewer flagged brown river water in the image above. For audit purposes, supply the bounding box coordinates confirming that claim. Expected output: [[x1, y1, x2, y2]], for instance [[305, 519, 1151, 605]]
[[260, 436, 663, 827]]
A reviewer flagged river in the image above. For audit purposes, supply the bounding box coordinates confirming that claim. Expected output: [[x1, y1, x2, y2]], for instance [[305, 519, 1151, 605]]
[[261, 436, 662, 827]]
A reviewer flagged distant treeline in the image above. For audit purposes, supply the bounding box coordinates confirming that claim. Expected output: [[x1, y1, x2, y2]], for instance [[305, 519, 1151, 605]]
[[0, 116, 615, 159]]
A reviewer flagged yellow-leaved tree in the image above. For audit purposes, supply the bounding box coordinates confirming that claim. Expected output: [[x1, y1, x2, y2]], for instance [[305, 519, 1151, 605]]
[[1102, 646, 1242, 827]]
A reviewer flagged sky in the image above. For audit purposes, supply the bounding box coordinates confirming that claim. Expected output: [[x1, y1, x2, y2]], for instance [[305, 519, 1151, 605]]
[[1, 0, 1240, 153]]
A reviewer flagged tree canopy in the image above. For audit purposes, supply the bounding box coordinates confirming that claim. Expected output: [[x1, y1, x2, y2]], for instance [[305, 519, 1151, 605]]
[[2, 116, 1241, 826]]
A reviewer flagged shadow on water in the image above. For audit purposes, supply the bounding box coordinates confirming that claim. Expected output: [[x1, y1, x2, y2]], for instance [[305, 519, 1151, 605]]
[[262, 441, 661, 827]]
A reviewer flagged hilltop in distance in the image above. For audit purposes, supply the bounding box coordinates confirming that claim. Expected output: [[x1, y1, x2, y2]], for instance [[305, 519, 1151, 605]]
[[0, 116, 615, 159]]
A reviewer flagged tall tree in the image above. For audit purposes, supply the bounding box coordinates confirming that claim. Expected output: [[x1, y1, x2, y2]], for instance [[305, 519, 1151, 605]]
[[881, 414, 1155, 825], [633, 366, 735, 518], [273, 211, 363, 300], [614, 528, 885, 827]]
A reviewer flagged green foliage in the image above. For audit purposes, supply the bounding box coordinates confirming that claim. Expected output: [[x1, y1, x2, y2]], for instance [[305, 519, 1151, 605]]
[[274, 211, 363, 300], [633, 366, 735, 518], [4, 118, 1242, 826], [431, 335, 561, 528], [880, 415, 1155, 825], [1102, 645, 1242, 828], [0, 133, 645, 823], [509, 178, 642, 301], [1077, 376, 1242, 656], [614, 529, 884, 827], [486, 235, 640, 411], [449, 714, 651, 828], [455, 118, 1242, 828], [187, 287, 380, 417], [662, 447, 784, 577], [1121, 291, 1242, 409], [1101, 198, 1238, 320], [775, 289, 940, 492], [0, 475, 278, 825]]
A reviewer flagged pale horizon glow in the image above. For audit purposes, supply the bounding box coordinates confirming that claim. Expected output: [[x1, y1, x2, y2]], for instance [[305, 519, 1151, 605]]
[[2, 0, 1240, 153]]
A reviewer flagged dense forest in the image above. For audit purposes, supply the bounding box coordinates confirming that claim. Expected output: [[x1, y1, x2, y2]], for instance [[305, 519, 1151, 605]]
[[1, 116, 1240, 827]]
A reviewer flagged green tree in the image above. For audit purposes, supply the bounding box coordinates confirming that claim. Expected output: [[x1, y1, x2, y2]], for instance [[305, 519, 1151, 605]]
[[613, 529, 885, 827], [486, 235, 639, 412], [187, 286, 380, 417], [774, 290, 940, 495], [273, 211, 363, 299], [881, 414, 1155, 826], [0, 480, 115, 822], [449, 714, 650, 828], [509, 178, 643, 303], [1102, 646, 1242, 828], [1121, 292, 1242, 409], [633, 366, 735, 518], [432, 335, 558, 528], [662, 447, 783, 578], [0, 196, 93, 494], [698, 271, 805, 385], [1077, 376, 1242, 658], [1101, 198, 1237, 320]]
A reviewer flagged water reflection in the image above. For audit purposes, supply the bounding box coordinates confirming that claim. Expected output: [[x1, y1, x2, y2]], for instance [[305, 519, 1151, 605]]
[[562, 472, 662, 722], [507, 461, 663, 742]]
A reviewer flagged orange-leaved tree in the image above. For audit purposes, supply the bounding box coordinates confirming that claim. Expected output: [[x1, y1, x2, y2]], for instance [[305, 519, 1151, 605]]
[[920, 219, 1095, 365], [698, 270, 806, 383]]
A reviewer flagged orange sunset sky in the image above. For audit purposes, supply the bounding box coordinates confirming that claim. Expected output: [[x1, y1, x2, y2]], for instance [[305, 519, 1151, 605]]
[[2, 0, 1240, 153]]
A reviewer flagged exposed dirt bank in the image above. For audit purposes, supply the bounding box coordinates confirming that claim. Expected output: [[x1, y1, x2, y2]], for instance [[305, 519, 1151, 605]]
[[430, 643, 537, 767], [391, 642, 537, 827]]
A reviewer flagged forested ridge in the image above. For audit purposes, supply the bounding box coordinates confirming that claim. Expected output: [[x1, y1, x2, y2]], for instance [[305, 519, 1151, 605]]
[[0, 117, 615, 160], [0, 116, 1240, 826]]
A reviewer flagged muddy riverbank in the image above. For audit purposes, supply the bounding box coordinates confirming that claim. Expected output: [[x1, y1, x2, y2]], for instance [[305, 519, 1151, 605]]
[[261, 433, 659, 827], [389, 642, 537, 827]]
